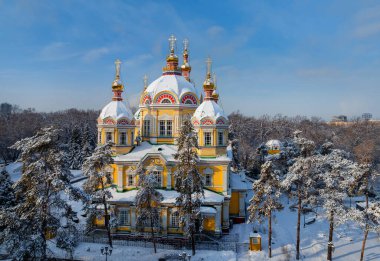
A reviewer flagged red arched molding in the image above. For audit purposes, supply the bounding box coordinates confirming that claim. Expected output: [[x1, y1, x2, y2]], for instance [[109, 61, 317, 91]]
[[156, 93, 176, 104], [181, 94, 197, 104]]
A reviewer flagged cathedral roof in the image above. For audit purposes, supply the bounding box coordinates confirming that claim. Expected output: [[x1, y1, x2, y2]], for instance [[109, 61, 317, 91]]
[[192, 100, 227, 122], [99, 101, 133, 121], [144, 74, 199, 104]]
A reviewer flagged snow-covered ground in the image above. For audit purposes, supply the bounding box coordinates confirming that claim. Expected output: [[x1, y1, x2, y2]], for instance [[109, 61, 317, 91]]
[[4, 162, 380, 260], [49, 242, 236, 261], [231, 197, 380, 260]]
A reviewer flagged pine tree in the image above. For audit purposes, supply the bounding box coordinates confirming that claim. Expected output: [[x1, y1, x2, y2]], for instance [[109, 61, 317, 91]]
[[135, 162, 163, 253], [348, 139, 378, 261], [174, 119, 204, 256], [82, 141, 114, 247], [56, 206, 79, 259], [0, 127, 83, 260], [282, 132, 317, 260], [317, 149, 361, 261], [0, 168, 15, 210], [81, 124, 95, 161], [68, 126, 82, 170], [248, 160, 283, 258]]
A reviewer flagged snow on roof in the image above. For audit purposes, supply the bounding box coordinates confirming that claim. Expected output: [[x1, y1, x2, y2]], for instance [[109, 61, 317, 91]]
[[266, 139, 282, 148], [134, 108, 141, 120], [200, 206, 217, 215], [192, 100, 227, 121], [230, 172, 252, 191], [114, 142, 177, 162], [250, 232, 261, 238], [99, 100, 134, 121], [115, 141, 230, 163], [108, 188, 225, 204], [145, 75, 199, 102]]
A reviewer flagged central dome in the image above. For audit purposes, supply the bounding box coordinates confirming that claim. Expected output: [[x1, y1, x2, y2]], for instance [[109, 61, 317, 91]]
[[142, 75, 200, 105]]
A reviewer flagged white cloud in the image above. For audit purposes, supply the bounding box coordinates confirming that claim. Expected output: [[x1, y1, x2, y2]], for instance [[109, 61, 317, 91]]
[[82, 47, 110, 62], [38, 42, 79, 61]]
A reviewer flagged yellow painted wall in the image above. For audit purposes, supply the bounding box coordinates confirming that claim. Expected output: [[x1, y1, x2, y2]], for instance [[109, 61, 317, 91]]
[[230, 192, 239, 215]]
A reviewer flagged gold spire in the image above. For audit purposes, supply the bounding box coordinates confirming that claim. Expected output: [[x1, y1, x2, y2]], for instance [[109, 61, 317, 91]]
[[203, 57, 214, 90], [143, 74, 148, 90], [181, 38, 191, 81], [168, 34, 176, 54], [112, 59, 123, 91], [212, 73, 219, 102], [163, 34, 180, 74]]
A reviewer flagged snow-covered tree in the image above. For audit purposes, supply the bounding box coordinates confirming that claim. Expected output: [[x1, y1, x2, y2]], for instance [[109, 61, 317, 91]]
[[81, 124, 96, 161], [174, 119, 204, 256], [228, 124, 240, 171], [317, 149, 362, 261], [68, 126, 82, 169], [248, 160, 284, 258], [135, 162, 163, 253], [347, 139, 378, 261], [0, 127, 83, 260], [282, 132, 317, 260], [82, 141, 114, 247], [0, 168, 15, 210], [56, 206, 79, 259]]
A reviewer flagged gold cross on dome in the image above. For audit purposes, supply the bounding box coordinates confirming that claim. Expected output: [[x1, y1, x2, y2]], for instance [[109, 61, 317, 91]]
[[143, 74, 148, 88], [206, 57, 212, 74], [183, 38, 189, 50], [168, 34, 176, 51], [115, 59, 121, 78]]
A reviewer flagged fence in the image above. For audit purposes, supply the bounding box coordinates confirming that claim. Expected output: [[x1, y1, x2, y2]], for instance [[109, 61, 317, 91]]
[[78, 232, 243, 252]]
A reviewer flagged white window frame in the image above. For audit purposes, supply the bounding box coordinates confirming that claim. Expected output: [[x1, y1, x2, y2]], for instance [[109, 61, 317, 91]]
[[143, 120, 150, 137], [203, 167, 214, 187], [152, 170, 162, 187], [98, 131, 102, 143], [170, 211, 180, 228], [120, 132, 127, 145], [118, 208, 130, 226], [159, 120, 173, 137], [106, 132, 113, 142], [204, 132, 212, 146], [128, 174, 134, 186], [218, 131, 224, 146]]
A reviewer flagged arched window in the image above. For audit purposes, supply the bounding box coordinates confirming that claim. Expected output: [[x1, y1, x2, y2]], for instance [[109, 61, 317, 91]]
[[171, 211, 179, 227], [161, 98, 172, 104]]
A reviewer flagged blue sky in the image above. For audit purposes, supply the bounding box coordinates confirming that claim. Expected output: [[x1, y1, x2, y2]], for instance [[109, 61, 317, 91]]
[[1, 0, 380, 119]]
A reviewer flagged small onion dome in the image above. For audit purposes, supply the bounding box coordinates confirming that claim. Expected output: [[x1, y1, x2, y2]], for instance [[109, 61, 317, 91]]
[[166, 53, 178, 62], [145, 75, 199, 104], [112, 78, 123, 91], [212, 88, 219, 101], [99, 101, 133, 122], [266, 139, 282, 154], [203, 74, 215, 91], [192, 100, 227, 124]]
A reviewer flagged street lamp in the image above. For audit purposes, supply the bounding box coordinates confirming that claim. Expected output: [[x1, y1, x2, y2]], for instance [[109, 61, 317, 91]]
[[101, 246, 112, 261], [179, 251, 191, 261]]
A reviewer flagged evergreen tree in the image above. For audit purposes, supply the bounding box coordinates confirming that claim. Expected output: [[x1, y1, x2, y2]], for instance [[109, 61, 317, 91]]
[[0, 127, 83, 260], [174, 119, 204, 256], [248, 160, 283, 258], [56, 206, 79, 259], [348, 139, 378, 261], [82, 141, 114, 247], [317, 149, 362, 261], [282, 132, 317, 260], [228, 124, 240, 171], [0, 168, 15, 210], [135, 163, 163, 253], [81, 124, 96, 161], [68, 126, 82, 170]]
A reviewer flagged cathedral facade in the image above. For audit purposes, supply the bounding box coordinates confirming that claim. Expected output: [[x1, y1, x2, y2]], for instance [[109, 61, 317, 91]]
[[95, 35, 250, 236]]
